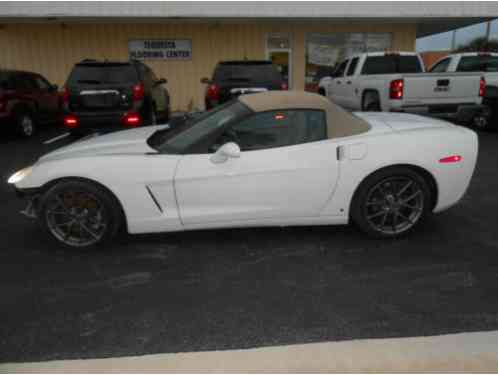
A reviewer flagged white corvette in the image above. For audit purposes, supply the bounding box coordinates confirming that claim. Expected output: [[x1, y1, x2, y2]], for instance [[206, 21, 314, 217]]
[[9, 91, 478, 248]]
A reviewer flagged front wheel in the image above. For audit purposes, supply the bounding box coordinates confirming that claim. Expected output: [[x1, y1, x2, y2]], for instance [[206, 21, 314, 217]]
[[38, 180, 123, 249], [16, 111, 36, 138], [351, 167, 432, 238]]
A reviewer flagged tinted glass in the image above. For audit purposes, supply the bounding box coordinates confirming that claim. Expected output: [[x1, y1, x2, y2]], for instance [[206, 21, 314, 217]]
[[456, 55, 498, 72], [335, 60, 348, 77], [67, 64, 138, 85], [346, 57, 359, 76], [213, 64, 282, 83], [361, 55, 422, 74], [154, 101, 251, 153], [15, 74, 37, 90], [223, 110, 327, 152], [430, 58, 451, 73], [34, 75, 51, 89]]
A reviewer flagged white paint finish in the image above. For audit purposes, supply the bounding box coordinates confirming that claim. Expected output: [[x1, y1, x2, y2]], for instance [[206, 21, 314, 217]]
[[175, 141, 339, 225], [319, 51, 484, 119], [14, 109, 478, 235]]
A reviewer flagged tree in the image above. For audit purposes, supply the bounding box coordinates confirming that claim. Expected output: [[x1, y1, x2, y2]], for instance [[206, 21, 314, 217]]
[[455, 36, 498, 53]]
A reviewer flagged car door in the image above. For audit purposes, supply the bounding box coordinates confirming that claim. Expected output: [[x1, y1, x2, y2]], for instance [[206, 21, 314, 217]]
[[174, 109, 339, 226], [329, 60, 349, 107], [33, 74, 59, 122]]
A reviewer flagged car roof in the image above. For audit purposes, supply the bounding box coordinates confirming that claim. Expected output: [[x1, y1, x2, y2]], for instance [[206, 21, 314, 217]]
[[75, 59, 140, 66], [0, 69, 37, 75], [239, 91, 370, 139]]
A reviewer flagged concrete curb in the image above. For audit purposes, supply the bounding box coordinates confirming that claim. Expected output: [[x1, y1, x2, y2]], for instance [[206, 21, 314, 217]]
[[2, 330, 498, 373]]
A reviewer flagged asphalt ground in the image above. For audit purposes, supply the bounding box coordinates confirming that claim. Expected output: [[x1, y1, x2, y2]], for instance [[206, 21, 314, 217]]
[[1, 123, 498, 363]]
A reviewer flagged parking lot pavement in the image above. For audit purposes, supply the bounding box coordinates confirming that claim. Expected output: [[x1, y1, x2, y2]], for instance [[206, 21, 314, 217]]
[[1, 126, 498, 364]]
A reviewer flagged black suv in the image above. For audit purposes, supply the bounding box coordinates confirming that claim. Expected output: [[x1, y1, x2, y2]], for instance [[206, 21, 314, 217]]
[[201, 60, 286, 110], [63, 59, 170, 134]]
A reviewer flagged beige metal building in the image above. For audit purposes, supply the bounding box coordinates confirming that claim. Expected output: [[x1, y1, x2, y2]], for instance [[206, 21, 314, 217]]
[[0, 1, 496, 111]]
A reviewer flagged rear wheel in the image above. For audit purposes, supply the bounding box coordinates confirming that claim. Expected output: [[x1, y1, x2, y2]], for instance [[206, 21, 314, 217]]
[[351, 167, 432, 238], [38, 180, 123, 249]]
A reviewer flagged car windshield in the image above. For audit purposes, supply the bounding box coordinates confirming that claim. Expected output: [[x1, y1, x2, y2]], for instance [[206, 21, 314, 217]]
[[214, 63, 282, 84], [147, 100, 251, 154]]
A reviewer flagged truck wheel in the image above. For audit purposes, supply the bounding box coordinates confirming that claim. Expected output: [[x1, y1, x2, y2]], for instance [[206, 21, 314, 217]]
[[363, 92, 381, 112], [15, 111, 36, 138]]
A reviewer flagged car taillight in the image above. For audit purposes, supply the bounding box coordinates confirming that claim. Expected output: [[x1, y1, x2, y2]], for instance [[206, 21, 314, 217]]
[[389, 79, 404, 100], [439, 155, 462, 163], [62, 87, 69, 104], [132, 83, 145, 101], [122, 112, 141, 127], [479, 77, 486, 97], [63, 114, 78, 128], [281, 82, 288, 90], [206, 83, 220, 101]]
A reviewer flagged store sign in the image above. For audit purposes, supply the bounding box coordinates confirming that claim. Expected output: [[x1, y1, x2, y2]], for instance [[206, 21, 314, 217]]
[[128, 39, 192, 60]]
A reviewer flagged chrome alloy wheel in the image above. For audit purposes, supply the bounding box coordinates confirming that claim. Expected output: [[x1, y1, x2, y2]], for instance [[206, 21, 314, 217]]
[[45, 191, 108, 247], [364, 176, 424, 235]]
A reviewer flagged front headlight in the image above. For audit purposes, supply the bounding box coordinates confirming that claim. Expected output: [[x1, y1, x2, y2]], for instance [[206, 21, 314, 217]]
[[8, 166, 33, 184]]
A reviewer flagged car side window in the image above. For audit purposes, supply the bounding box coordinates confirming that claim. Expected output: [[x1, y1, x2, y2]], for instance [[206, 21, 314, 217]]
[[335, 60, 349, 78], [215, 110, 327, 152], [346, 57, 359, 76], [14, 74, 35, 90], [430, 58, 451, 73], [34, 75, 51, 90]]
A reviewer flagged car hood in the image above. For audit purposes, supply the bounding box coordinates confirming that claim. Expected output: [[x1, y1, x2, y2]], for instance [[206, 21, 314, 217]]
[[354, 112, 452, 132], [38, 125, 168, 163]]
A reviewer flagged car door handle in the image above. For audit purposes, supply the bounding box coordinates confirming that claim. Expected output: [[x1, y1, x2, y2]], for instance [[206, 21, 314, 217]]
[[346, 81, 352, 85], [336, 81, 342, 85]]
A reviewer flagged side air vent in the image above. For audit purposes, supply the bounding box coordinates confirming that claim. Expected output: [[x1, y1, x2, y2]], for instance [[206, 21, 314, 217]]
[[145, 185, 163, 213]]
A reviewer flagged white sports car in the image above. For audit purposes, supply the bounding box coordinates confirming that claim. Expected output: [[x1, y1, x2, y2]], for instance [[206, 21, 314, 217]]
[[9, 91, 478, 249]]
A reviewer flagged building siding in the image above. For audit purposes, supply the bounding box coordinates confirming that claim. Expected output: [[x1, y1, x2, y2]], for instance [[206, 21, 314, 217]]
[[0, 22, 416, 111]]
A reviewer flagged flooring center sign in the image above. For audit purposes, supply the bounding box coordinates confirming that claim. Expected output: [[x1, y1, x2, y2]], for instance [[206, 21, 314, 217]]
[[129, 39, 192, 60]]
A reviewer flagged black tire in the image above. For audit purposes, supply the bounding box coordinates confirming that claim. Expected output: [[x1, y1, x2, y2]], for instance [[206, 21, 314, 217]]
[[149, 104, 158, 126], [15, 110, 36, 138], [38, 179, 123, 249], [479, 97, 498, 131], [318, 88, 326, 97], [362, 92, 381, 112], [351, 167, 432, 239]]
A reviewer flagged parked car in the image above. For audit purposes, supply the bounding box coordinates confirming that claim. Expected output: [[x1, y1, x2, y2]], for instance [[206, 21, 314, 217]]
[[9, 91, 478, 249], [318, 52, 488, 126], [201, 60, 287, 110], [62, 59, 170, 134], [0, 70, 60, 137], [429, 52, 498, 130]]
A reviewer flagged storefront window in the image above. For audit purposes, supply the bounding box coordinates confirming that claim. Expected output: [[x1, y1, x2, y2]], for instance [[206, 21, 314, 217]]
[[305, 33, 392, 91]]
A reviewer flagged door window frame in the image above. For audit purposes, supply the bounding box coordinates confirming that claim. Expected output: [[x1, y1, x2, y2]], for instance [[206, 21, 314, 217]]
[[265, 33, 293, 89]]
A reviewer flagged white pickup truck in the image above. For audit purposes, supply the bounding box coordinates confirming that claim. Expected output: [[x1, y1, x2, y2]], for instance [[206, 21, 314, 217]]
[[318, 52, 488, 127], [429, 52, 498, 130]]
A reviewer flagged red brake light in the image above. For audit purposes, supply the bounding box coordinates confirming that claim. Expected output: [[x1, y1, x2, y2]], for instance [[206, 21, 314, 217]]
[[439, 155, 462, 163], [479, 77, 486, 97], [132, 83, 145, 101], [281, 82, 288, 90], [274, 113, 285, 120], [390, 79, 404, 100], [63, 87, 69, 104], [206, 83, 220, 101], [63, 114, 78, 128], [122, 112, 141, 127]]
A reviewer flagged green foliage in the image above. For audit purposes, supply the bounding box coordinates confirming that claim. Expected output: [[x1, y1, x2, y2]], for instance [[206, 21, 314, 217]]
[[455, 37, 498, 53]]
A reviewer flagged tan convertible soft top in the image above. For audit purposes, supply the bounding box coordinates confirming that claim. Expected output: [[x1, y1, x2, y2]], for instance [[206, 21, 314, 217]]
[[239, 91, 370, 139]]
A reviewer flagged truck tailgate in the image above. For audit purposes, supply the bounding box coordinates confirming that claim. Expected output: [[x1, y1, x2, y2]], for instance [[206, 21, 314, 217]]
[[402, 72, 483, 105]]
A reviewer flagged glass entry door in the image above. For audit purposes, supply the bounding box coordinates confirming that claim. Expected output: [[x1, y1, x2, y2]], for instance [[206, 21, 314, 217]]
[[266, 34, 292, 89]]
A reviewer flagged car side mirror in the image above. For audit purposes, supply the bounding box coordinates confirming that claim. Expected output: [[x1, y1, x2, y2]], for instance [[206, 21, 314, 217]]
[[200, 77, 211, 84], [156, 78, 167, 85], [210, 142, 240, 164]]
